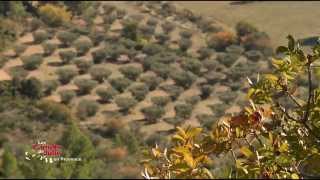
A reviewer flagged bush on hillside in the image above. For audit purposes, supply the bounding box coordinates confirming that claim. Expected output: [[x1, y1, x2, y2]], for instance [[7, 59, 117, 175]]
[[155, 33, 170, 45], [181, 58, 202, 75], [161, 22, 175, 33], [77, 99, 99, 119], [216, 52, 239, 67], [21, 54, 43, 70], [42, 79, 59, 96], [199, 84, 213, 99], [207, 31, 236, 51], [235, 21, 258, 37], [151, 96, 171, 107], [128, 83, 149, 101], [141, 105, 165, 123], [73, 38, 93, 56], [55, 66, 78, 84], [59, 50, 76, 64], [42, 41, 58, 56], [178, 38, 192, 52], [37, 100, 71, 123], [33, 30, 49, 44], [57, 31, 79, 47], [13, 44, 27, 57], [179, 30, 193, 39], [170, 70, 197, 89], [160, 84, 184, 101], [19, 77, 42, 99], [150, 62, 171, 79], [139, 73, 163, 91], [91, 48, 106, 64], [59, 90, 76, 104], [89, 65, 112, 83], [109, 77, 132, 93], [95, 86, 119, 103], [119, 65, 143, 81], [174, 103, 193, 119], [184, 95, 201, 107], [74, 78, 98, 95], [115, 96, 137, 114], [73, 58, 92, 74], [39, 4, 71, 27]]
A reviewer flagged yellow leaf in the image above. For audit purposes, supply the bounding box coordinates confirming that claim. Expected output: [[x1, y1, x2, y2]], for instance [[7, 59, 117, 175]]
[[291, 173, 299, 179], [279, 142, 289, 153], [176, 127, 187, 139], [186, 127, 202, 139], [172, 134, 186, 143], [240, 146, 253, 158], [264, 74, 278, 82]]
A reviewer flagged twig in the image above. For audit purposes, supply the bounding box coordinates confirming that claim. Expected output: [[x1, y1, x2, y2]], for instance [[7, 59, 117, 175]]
[[302, 63, 313, 123], [286, 92, 303, 108]]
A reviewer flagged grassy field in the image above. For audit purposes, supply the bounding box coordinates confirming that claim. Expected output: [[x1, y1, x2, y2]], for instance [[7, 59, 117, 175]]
[[175, 1, 320, 47]]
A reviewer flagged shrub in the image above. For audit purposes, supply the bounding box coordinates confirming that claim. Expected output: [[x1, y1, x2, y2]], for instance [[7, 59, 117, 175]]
[[150, 62, 170, 79], [202, 59, 223, 72], [155, 33, 170, 45], [184, 95, 201, 106], [103, 12, 117, 24], [121, 21, 138, 41], [73, 38, 93, 56], [91, 48, 106, 64], [42, 41, 57, 56], [241, 32, 272, 55], [59, 90, 76, 104], [37, 100, 71, 123], [105, 147, 128, 162], [109, 77, 132, 93], [115, 96, 137, 114], [29, 18, 42, 32], [181, 58, 202, 75], [77, 99, 99, 119], [21, 54, 43, 70], [226, 45, 245, 54], [39, 4, 71, 27], [74, 78, 98, 95], [139, 73, 163, 91], [57, 31, 79, 47], [170, 70, 197, 89], [119, 65, 143, 81], [146, 18, 158, 27], [179, 38, 192, 52], [13, 44, 27, 57], [204, 71, 226, 84], [142, 43, 164, 56], [129, 83, 149, 101], [89, 30, 105, 46], [198, 48, 213, 60], [55, 66, 78, 84], [245, 50, 263, 62], [179, 30, 193, 39], [19, 77, 42, 99], [161, 22, 175, 33], [139, 24, 155, 39], [42, 79, 59, 96], [102, 4, 116, 15], [116, 9, 127, 19], [218, 92, 237, 104], [59, 50, 76, 64], [105, 44, 129, 61], [207, 31, 236, 51], [199, 84, 212, 99], [73, 58, 92, 74], [216, 52, 239, 67], [89, 65, 112, 83], [235, 21, 258, 37], [33, 30, 49, 44], [151, 96, 171, 107], [174, 103, 193, 119], [141, 105, 165, 123], [196, 113, 216, 130], [160, 84, 184, 101], [95, 86, 118, 103]]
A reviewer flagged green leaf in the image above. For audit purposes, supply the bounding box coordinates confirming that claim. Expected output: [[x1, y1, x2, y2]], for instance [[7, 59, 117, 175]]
[[276, 46, 288, 54], [287, 35, 295, 51]]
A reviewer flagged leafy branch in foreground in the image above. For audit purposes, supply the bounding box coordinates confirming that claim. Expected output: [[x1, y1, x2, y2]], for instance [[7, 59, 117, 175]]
[[141, 36, 320, 179]]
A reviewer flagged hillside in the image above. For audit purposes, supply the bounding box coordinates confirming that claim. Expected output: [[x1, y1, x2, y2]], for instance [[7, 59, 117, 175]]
[[1, 1, 315, 179]]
